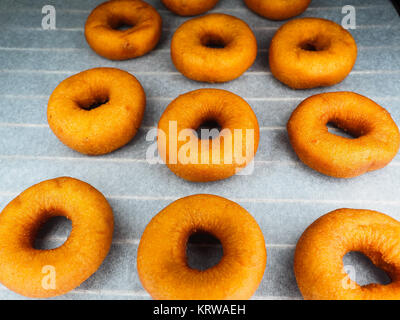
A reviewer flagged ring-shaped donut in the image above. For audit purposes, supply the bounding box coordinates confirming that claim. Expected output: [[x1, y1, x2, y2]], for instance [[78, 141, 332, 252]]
[[244, 0, 311, 20], [162, 0, 219, 16], [157, 89, 260, 182], [269, 18, 357, 89], [295, 208, 400, 300], [0, 177, 114, 298], [85, 0, 162, 60], [171, 13, 257, 83], [137, 194, 267, 300], [287, 92, 400, 178], [48, 67, 146, 155]]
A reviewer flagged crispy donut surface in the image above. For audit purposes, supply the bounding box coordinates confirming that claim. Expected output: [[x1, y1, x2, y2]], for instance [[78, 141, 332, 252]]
[[244, 0, 311, 20], [0, 177, 114, 298], [157, 89, 260, 182], [85, 0, 162, 60], [171, 13, 257, 83], [137, 194, 267, 300], [269, 18, 357, 89], [295, 208, 400, 300], [287, 92, 400, 178], [162, 0, 219, 16], [47, 67, 146, 155]]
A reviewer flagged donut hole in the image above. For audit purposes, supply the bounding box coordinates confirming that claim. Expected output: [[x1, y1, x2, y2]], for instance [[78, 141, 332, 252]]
[[114, 22, 134, 31], [86, 98, 110, 111], [201, 34, 227, 49], [196, 119, 222, 140], [300, 42, 318, 51], [186, 231, 223, 271], [109, 17, 136, 31], [343, 251, 392, 286], [299, 37, 330, 52], [327, 118, 371, 139], [34, 216, 72, 250], [77, 94, 110, 111], [327, 122, 358, 139]]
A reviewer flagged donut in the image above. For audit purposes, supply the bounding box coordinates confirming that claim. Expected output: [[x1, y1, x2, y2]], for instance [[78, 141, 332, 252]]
[[137, 194, 267, 300], [269, 18, 357, 89], [85, 0, 162, 60], [48, 67, 146, 155], [157, 89, 260, 182], [244, 0, 311, 20], [295, 208, 400, 300], [171, 13, 257, 83], [162, 0, 219, 16], [0, 177, 114, 298], [287, 92, 400, 178]]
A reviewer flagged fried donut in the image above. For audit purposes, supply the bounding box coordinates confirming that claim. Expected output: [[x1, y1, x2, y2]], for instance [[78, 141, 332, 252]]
[[137, 194, 267, 300], [48, 67, 146, 155], [269, 18, 357, 89], [162, 0, 219, 16], [171, 13, 257, 83], [0, 177, 114, 298], [244, 0, 310, 20], [85, 0, 162, 60], [295, 208, 400, 300], [157, 89, 260, 182], [287, 92, 400, 178]]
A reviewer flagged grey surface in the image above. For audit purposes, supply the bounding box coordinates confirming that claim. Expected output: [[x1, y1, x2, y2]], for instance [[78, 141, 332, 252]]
[[0, 0, 399, 300]]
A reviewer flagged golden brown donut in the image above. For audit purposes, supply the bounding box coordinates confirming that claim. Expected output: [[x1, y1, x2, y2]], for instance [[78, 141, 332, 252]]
[[0, 177, 114, 298], [137, 194, 267, 300], [171, 13, 257, 83], [295, 208, 400, 300], [162, 0, 219, 16], [48, 67, 146, 155], [157, 89, 260, 182], [287, 92, 400, 178], [244, 0, 311, 20], [85, 0, 162, 60], [269, 18, 357, 89]]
